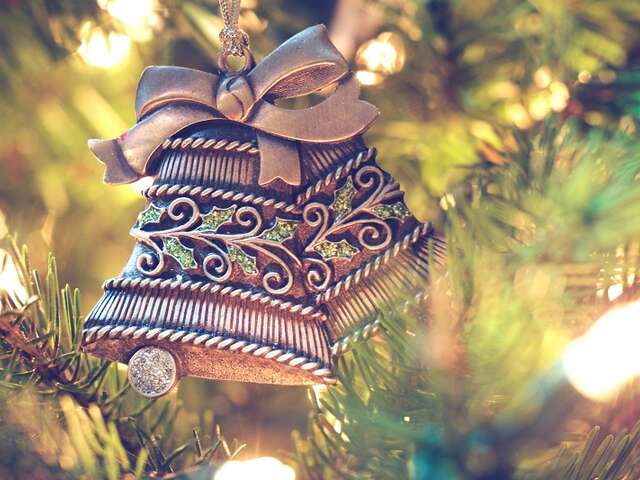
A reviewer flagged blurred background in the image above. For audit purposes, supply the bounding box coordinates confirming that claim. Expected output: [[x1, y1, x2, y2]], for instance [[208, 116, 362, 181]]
[[3, 0, 640, 475]]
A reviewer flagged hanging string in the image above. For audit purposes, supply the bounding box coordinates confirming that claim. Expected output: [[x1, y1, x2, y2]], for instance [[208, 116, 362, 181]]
[[218, 0, 250, 62]]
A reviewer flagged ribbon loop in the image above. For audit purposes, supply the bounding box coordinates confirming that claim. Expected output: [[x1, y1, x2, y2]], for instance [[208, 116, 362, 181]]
[[89, 25, 379, 187]]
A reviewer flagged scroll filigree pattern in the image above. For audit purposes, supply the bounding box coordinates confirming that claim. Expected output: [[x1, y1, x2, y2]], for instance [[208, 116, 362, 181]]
[[131, 198, 300, 295], [130, 165, 409, 296], [302, 166, 404, 291]]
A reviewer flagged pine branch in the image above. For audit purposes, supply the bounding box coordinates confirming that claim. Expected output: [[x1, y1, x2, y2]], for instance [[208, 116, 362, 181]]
[[0, 240, 239, 479]]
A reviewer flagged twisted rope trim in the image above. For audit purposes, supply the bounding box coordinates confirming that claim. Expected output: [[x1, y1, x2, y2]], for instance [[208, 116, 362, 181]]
[[331, 317, 382, 356], [161, 137, 259, 155], [296, 147, 376, 205], [103, 276, 327, 319], [143, 184, 298, 213], [317, 222, 432, 303], [82, 324, 336, 384]]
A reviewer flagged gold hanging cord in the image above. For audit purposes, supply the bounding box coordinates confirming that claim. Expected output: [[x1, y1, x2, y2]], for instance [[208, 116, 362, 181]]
[[218, 0, 254, 72]]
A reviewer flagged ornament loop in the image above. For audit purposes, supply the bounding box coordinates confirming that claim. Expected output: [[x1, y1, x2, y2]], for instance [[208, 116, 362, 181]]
[[217, 0, 252, 73], [217, 44, 256, 74]]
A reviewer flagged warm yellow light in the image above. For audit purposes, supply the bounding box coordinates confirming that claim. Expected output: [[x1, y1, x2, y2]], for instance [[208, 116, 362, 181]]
[[607, 283, 624, 301], [549, 81, 569, 112], [506, 103, 532, 129], [564, 300, 640, 401], [129, 176, 155, 194], [77, 23, 130, 68], [578, 71, 592, 84], [356, 32, 405, 76], [0, 209, 7, 240], [0, 250, 28, 306], [215, 457, 295, 480], [488, 81, 520, 100], [533, 66, 552, 89], [528, 94, 551, 121], [355, 70, 385, 86], [98, 0, 161, 42]]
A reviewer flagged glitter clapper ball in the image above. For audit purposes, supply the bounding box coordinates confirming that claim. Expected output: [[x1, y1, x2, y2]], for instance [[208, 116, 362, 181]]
[[127, 347, 177, 397]]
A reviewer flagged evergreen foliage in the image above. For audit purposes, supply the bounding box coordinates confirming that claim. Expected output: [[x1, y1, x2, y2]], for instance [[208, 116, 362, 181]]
[[0, 240, 241, 478], [2, 1, 640, 479]]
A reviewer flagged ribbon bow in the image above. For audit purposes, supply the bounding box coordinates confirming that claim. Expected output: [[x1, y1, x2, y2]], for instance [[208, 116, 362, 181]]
[[89, 25, 379, 187]]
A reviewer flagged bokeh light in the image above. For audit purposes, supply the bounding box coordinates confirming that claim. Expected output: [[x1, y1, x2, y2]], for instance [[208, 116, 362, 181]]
[[77, 23, 131, 68], [356, 32, 405, 86], [0, 249, 28, 306], [128, 176, 155, 194], [355, 70, 385, 86], [214, 456, 295, 480], [564, 299, 640, 401], [97, 0, 162, 42]]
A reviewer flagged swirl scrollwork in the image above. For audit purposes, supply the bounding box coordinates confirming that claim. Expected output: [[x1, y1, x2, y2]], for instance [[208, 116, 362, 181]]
[[130, 197, 299, 295], [301, 165, 405, 291], [129, 164, 410, 296]]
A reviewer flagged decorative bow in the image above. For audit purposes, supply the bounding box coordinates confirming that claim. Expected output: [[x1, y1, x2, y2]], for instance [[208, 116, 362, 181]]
[[88, 25, 379, 187]]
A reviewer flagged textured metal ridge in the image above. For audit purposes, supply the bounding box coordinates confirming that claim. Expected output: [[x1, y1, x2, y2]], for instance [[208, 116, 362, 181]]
[[296, 147, 375, 204], [102, 276, 327, 319], [161, 137, 259, 154], [143, 184, 298, 213], [82, 324, 336, 384], [317, 222, 433, 303]]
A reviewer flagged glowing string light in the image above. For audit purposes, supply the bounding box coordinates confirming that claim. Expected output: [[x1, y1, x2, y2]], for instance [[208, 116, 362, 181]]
[[214, 457, 295, 480], [0, 250, 28, 306], [563, 299, 640, 401], [356, 32, 406, 86], [98, 0, 161, 42], [129, 176, 155, 194], [77, 23, 131, 68]]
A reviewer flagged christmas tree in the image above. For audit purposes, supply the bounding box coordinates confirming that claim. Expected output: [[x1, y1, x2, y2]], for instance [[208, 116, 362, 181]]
[[2, 0, 640, 478]]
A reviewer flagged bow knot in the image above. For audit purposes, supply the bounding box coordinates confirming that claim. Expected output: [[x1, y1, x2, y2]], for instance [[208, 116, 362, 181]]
[[216, 75, 256, 122], [88, 25, 379, 186]]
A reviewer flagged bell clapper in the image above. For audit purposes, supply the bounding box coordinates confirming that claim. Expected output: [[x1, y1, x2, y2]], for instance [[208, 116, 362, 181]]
[[127, 346, 177, 398]]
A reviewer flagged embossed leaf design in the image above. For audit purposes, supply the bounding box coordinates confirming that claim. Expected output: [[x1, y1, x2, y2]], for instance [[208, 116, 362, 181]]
[[228, 245, 258, 275], [332, 176, 356, 220], [163, 237, 197, 269], [259, 218, 299, 243], [314, 239, 358, 260], [198, 206, 236, 232], [372, 201, 411, 220], [136, 204, 164, 228]]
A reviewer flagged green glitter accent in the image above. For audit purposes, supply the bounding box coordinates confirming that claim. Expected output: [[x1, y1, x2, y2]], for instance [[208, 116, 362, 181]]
[[163, 237, 196, 269], [332, 176, 356, 220], [372, 201, 411, 220], [198, 206, 236, 232], [314, 239, 358, 260], [228, 245, 258, 275], [259, 218, 299, 243], [136, 204, 163, 228]]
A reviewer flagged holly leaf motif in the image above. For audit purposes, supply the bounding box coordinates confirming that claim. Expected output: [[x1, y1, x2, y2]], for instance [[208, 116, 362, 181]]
[[332, 176, 356, 220], [228, 245, 258, 276], [372, 201, 411, 220], [164, 237, 197, 270], [135, 204, 164, 228], [198, 206, 236, 232], [314, 239, 358, 260], [259, 218, 299, 243]]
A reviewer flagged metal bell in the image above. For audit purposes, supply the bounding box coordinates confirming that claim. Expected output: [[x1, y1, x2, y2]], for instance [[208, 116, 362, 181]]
[[81, 26, 442, 397]]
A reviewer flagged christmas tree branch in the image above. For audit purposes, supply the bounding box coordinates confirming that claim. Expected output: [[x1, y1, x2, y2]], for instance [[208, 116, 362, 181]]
[[0, 239, 240, 478]]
